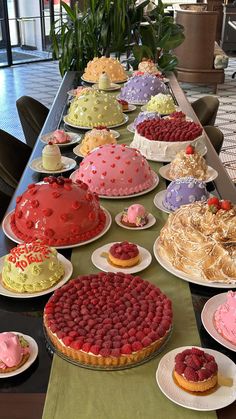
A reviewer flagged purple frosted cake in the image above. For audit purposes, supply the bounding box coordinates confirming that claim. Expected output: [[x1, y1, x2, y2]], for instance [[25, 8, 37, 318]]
[[119, 74, 168, 104], [163, 177, 209, 211], [133, 111, 160, 129]]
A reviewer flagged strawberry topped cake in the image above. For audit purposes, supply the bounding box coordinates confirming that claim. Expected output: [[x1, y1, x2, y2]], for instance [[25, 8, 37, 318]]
[[174, 347, 218, 392], [108, 241, 140, 268], [130, 118, 204, 161], [0, 332, 30, 373], [214, 291, 236, 346], [44, 272, 173, 368], [71, 144, 157, 197], [10, 176, 106, 246], [169, 145, 208, 180]]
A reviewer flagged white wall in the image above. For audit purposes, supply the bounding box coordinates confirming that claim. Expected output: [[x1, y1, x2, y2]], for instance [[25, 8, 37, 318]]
[[18, 0, 42, 50]]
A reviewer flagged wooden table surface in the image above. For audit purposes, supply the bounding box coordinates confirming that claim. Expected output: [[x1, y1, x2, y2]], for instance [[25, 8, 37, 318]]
[[0, 71, 235, 419]]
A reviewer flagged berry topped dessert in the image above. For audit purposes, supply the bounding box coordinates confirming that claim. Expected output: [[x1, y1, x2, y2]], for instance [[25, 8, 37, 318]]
[[121, 204, 148, 227], [10, 176, 106, 246], [78, 127, 116, 157], [130, 118, 203, 161], [117, 99, 129, 111], [119, 74, 167, 104], [163, 177, 208, 211], [44, 272, 173, 368], [169, 145, 208, 180], [174, 347, 218, 392], [108, 241, 140, 268], [214, 291, 236, 346], [133, 111, 160, 130], [83, 56, 127, 83], [0, 332, 30, 373], [158, 199, 236, 283]]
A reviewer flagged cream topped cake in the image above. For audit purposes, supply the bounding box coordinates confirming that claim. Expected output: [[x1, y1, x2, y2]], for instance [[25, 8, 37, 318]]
[[2, 242, 65, 293], [83, 56, 127, 83], [146, 93, 176, 114], [214, 291, 236, 345], [98, 72, 111, 89], [78, 127, 116, 156], [42, 143, 62, 171], [169, 145, 208, 180]]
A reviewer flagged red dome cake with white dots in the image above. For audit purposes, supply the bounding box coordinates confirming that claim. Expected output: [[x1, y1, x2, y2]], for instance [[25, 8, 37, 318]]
[[10, 177, 106, 246], [70, 144, 157, 197]]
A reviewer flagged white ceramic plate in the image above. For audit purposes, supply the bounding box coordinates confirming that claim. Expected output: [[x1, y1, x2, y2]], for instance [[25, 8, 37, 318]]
[[2, 207, 112, 250], [153, 190, 171, 214], [91, 242, 152, 274], [159, 164, 218, 183], [115, 212, 156, 230], [127, 123, 135, 133], [156, 346, 236, 411], [64, 114, 129, 130], [0, 333, 38, 378], [92, 83, 121, 91], [153, 237, 236, 289], [29, 157, 77, 174], [40, 131, 82, 147], [123, 104, 137, 113], [81, 75, 128, 84], [201, 294, 236, 352], [0, 254, 73, 298]]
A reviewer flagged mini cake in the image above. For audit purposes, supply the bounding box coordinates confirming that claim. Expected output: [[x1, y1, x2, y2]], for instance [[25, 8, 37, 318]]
[[133, 111, 160, 129], [214, 291, 236, 345], [70, 144, 157, 197], [108, 242, 140, 267], [98, 72, 111, 90], [42, 143, 62, 171], [50, 130, 71, 144], [158, 199, 236, 283], [167, 111, 187, 121], [119, 74, 168, 104], [83, 56, 127, 83], [174, 347, 218, 392], [66, 90, 125, 128], [169, 145, 208, 180], [10, 176, 106, 246], [78, 127, 116, 157], [163, 177, 208, 211], [2, 242, 65, 293], [138, 59, 161, 75], [0, 332, 30, 373], [130, 118, 204, 161], [44, 272, 173, 367], [117, 99, 129, 111], [146, 93, 176, 114], [121, 204, 148, 227]]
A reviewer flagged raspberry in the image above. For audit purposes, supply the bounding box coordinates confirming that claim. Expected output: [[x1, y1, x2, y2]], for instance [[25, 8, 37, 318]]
[[70, 339, 84, 350], [190, 348, 204, 356], [198, 369, 212, 381], [128, 328, 136, 337], [132, 341, 143, 351], [81, 342, 91, 352], [184, 366, 198, 382], [99, 347, 111, 357], [121, 344, 132, 354], [205, 361, 218, 373], [111, 348, 121, 357], [62, 336, 73, 346], [175, 362, 186, 375], [142, 337, 152, 347], [175, 353, 185, 363]]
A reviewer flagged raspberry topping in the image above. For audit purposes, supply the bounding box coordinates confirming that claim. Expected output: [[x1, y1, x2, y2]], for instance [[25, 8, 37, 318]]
[[174, 347, 218, 382], [137, 118, 202, 142], [109, 241, 139, 260]]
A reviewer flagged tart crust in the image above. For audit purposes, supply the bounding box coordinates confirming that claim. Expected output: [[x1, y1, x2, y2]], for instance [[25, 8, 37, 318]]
[[108, 252, 140, 268], [0, 352, 30, 373], [174, 370, 217, 392]]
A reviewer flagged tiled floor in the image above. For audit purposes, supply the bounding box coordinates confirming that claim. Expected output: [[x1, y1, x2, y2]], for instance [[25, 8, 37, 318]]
[[0, 58, 236, 181]]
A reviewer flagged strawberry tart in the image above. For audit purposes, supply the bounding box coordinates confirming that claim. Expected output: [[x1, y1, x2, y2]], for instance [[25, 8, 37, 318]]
[[82, 56, 127, 83], [118, 73, 168, 104], [108, 242, 140, 268], [0, 332, 30, 373], [130, 118, 204, 161], [214, 291, 236, 346], [174, 347, 218, 392], [44, 272, 173, 368], [71, 144, 157, 197], [10, 176, 106, 246], [2, 242, 64, 293], [158, 198, 236, 283], [121, 204, 148, 227], [168, 145, 208, 180], [78, 127, 116, 157]]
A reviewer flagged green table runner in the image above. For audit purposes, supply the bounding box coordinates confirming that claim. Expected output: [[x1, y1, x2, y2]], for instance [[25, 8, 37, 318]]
[[43, 99, 216, 419]]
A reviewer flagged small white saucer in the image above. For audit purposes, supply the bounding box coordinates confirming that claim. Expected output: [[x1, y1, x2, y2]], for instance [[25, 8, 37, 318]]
[[40, 131, 81, 147], [159, 164, 218, 183], [91, 242, 152, 274], [153, 190, 171, 214], [29, 157, 77, 174], [0, 333, 38, 378], [123, 104, 136, 113], [115, 212, 156, 230], [156, 346, 236, 411], [201, 293, 236, 352], [92, 83, 121, 91]]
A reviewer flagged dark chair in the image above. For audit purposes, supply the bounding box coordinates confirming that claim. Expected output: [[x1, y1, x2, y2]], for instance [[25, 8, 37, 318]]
[[0, 189, 11, 221], [191, 96, 219, 126], [16, 96, 49, 148], [204, 125, 224, 155], [0, 129, 32, 189]]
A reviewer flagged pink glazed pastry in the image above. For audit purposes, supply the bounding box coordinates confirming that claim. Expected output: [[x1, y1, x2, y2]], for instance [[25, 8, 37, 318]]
[[70, 144, 157, 197], [121, 204, 148, 227], [51, 130, 70, 144], [214, 291, 236, 345], [0, 332, 30, 372]]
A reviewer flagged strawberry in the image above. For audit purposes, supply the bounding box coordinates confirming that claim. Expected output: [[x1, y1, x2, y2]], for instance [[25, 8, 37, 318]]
[[185, 145, 195, 155], [207, 196, 220, 213], [220, 200, 232, 211]]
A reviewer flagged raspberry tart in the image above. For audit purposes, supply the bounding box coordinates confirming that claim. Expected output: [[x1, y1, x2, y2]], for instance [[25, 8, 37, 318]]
[[174, 347, 218, 392], [108, 241, 140, 267], [44, 272, 173, 368]]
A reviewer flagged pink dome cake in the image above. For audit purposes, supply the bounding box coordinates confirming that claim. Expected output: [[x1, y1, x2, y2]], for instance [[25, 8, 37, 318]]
[[71, 144, 157, 197], [10, 177, 106, 246], [119, 74, 168, 104]]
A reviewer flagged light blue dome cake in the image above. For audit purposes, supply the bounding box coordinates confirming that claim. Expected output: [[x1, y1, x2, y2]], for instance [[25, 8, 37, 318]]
[[163, 177, 209, 211]]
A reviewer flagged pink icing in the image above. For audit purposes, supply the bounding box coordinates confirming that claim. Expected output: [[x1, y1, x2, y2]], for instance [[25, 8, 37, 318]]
[[214, 291, 236, 345], [0, 332, 23, 368], [71, 144, 156, 196], [127, 204, 146, 224], [52, 130, 70, 144]]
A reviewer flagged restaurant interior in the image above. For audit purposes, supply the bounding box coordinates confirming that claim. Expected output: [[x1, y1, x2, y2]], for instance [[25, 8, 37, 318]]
[[0, 1, 235, 419]]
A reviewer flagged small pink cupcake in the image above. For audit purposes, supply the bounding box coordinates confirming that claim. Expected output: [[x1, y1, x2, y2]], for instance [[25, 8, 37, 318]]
[[121, 204, 148, 227]]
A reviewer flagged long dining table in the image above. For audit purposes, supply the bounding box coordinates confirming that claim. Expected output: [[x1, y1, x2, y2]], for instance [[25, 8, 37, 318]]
[[0, 71, 235, 419]]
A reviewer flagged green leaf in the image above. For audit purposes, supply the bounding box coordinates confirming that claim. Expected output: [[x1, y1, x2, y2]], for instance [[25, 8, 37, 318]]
[[61, 1, 76, 22], [158, 53, 178, 71]]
